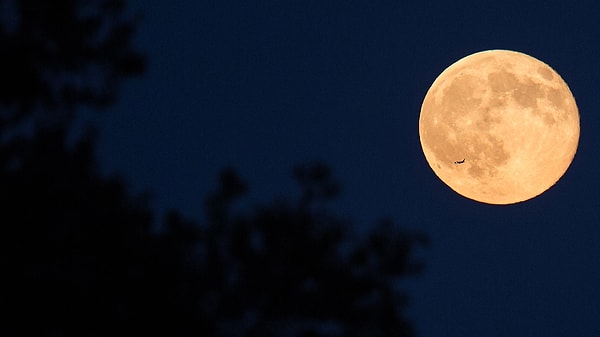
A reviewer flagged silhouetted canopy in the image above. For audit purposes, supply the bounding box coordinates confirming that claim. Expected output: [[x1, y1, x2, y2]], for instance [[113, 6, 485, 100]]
[[0, 0, 145, 132], [0, 1, 427, 336]]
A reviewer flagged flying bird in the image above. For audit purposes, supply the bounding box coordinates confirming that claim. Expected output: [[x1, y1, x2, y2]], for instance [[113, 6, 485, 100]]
[[454, 158, 465, 164]]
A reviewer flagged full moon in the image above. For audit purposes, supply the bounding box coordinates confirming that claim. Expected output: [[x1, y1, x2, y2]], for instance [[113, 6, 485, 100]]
[[419, 50, 579, 204]]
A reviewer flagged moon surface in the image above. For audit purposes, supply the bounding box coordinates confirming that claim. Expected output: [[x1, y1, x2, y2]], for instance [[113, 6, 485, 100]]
[[419, 50, 579, 204]]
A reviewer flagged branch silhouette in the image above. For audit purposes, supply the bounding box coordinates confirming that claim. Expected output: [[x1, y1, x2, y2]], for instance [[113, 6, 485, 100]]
[[196, 164, 428, 337], [0, 0, 145, 132], [0, 1, 428, 336]]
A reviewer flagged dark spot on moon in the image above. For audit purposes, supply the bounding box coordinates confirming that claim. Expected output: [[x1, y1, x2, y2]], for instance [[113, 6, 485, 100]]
[[442, 74, 483, 112], [484, 136, 510, 164], [489, 70, 542, 109], [531, 102, 557, 125], [465, 134, 510, 179], [488, 70, 519, 93], [547, 87, 566, 109], [537, 66, 554, 81], [468, 164, 485, 178], [513, 80, 542, 108], [476, 107, 502, 130]]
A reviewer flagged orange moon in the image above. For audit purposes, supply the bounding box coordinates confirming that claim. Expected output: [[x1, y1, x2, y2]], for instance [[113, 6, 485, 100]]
[[419, 50, 579, 204]]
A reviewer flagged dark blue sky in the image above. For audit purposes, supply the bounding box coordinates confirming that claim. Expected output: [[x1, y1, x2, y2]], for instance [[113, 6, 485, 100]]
[[93, 1, 600, 336]]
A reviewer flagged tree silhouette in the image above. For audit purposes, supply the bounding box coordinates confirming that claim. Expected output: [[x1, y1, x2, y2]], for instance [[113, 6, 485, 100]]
[[0, 0, 145, 133], [199, 165, 429, 337], [0, 1, 428, 336]]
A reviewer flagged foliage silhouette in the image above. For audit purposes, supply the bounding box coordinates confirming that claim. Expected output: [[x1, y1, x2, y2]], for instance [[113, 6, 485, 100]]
[[0, 1, 428, 336], [0, 0, 145, 133], [199, 166, 429, 337], [1, 137, 428, 336]]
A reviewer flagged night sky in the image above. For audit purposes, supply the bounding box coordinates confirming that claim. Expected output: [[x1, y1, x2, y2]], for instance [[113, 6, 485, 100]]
[[92, 1, 600, 336]]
